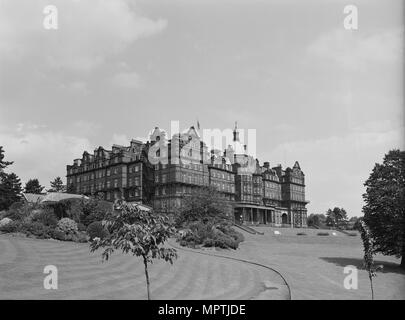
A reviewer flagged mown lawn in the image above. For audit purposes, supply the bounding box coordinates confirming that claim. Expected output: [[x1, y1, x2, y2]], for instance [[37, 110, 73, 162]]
[[1, 228, 404, 300], [227, 227, 405, 300], [0, 233, 287, 300]]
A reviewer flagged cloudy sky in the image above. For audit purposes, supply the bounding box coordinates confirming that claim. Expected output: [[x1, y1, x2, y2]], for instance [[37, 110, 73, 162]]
[[0, 0, 403, 217]]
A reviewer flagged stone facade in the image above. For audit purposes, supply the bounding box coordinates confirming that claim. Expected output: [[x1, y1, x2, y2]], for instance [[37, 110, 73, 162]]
[[66, 124, 308, 228]]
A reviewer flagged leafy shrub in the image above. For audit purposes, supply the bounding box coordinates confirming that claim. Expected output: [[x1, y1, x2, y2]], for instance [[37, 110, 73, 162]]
[[30, 209, 58, 227], [50, 198, 112, 226], [317, 232, 329, 236], [77, 223, 86, 232], [0, 221, 22, 233], [22, 222, 52, 239], [81, 200, 112, 226], [87, 221, 109, 240], [4, 202, 32, 221], [50, 229, 66, 241], [75, 231, 88, 243], [222, 226, 244, 244], [202, 238, 214, 247], [0, 217, 12, 227], [0, 211, 7, 219], [213, 234, 238, 249], [178, 221, 244, 250], [57, 218, 78, 234]]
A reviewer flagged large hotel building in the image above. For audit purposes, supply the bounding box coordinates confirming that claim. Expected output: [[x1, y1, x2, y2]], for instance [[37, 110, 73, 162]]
[[66, 124, 308, 228]]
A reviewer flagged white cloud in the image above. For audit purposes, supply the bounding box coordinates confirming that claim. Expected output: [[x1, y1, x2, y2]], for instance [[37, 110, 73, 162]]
[[110, 133, 131, 146], [307, 27, 404, 70], [0, 123, 92, 188], [265, 121, 404, 216], [110, 133, 149, 146], [58, 80, 88, 94], [0, 0, 168, 72], [111, 71, 141, 89]]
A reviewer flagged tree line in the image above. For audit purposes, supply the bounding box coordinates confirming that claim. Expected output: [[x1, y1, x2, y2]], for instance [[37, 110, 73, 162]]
[[307, 208, 362, 230]]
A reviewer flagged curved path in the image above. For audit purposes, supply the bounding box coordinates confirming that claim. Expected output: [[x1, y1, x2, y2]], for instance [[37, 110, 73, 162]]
[[0, 234, 289, 300]]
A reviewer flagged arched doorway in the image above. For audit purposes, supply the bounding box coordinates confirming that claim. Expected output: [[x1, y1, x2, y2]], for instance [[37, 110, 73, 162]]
[[281, 213, 288, 224]]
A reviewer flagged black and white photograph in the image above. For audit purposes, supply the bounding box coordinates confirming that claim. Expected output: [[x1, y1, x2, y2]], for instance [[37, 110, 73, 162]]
[[0, 0, 404, 309]]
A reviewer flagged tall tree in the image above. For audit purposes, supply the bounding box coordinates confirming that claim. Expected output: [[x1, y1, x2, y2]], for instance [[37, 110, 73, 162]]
[[0, 146, 13, 171], [307, 213, 327, 228], [24, 178, 45, 194], [326, 207, 348, 229], [175, 186, 230, 227], [0, 172, 23, 211], [363, 149, 405, 269], [49, 177, 66, 192], [90, 201, 177, 300], [0, 146, 21, 210]]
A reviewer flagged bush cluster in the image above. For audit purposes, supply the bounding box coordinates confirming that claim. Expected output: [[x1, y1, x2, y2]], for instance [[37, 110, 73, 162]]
[[57, 218, 78, 234], [87, 221, 109, 240], [0, 217, 12, 228], [0, 197, 112, 243], [178, 221, 244, 250]]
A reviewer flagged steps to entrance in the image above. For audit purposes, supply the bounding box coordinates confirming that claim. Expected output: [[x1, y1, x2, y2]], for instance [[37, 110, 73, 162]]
[[233, 223, 264, 235]]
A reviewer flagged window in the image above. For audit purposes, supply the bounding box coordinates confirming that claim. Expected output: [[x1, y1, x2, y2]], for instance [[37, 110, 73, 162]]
[[107, 169, 110, 176], [134, 177, 140, 185], [114, 179, 118, 188]]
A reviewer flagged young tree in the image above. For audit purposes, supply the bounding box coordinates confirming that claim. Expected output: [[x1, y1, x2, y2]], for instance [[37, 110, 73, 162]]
[[90, 201, 177, 300], [49, 177, 66, 192], [0, 172, 23, 211], [359, 221, 383, 299], [24, 178, 45, 194], [363, 149, 405, 269]]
